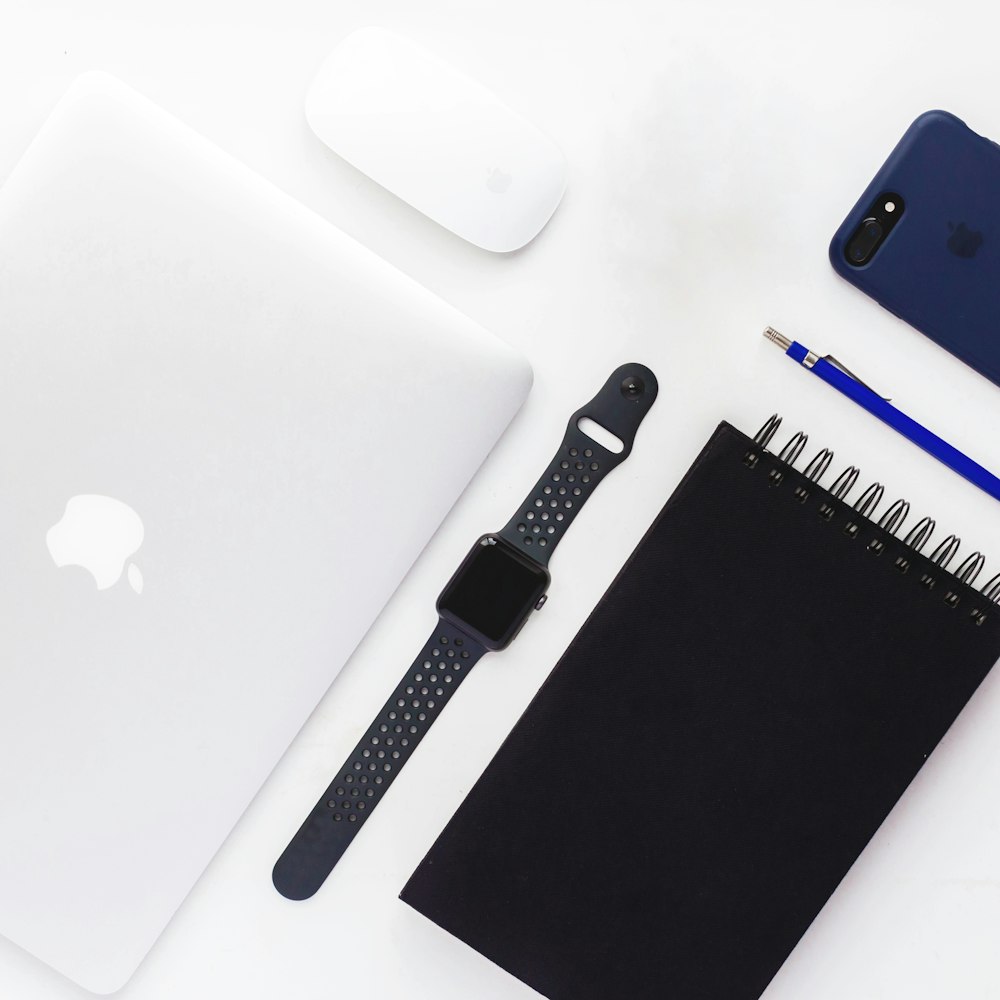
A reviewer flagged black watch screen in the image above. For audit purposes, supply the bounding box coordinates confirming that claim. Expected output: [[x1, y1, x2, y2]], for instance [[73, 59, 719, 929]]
[[437, 536, 549, 649]]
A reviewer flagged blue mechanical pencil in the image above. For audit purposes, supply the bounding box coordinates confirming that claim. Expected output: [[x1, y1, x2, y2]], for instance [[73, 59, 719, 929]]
[[763, 326, 1000, 503]]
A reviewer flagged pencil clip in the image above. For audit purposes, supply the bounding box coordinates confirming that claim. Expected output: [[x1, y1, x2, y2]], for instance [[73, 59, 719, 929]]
[[823, 355, 893, 402]]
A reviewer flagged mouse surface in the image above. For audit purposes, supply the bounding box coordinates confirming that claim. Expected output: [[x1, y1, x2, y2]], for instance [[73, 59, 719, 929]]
[[305, 27, 567, 253]]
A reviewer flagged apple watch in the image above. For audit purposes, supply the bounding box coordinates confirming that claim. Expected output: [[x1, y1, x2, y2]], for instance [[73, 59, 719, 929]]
[[272, 363, 658, 900]]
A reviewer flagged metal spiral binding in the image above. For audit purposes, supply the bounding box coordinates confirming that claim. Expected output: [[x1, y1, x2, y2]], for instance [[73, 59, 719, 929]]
[[749, 415, 997, 623], [983, 574, 1000, 604], [918, 534, 959, 590], [794, 448, 833, 503], [768, 431, 807, 486], [844, 483, 883, 538], [744, 414, 782, 468], [818, 465, 859, 521], [868, 499, 909, 554], [970, 572, 1000, 626], [878, 499, 909, 535], [946, 553, 986, 609], [956, 552, 986, 585], [895, 516, 935, 573], [903, 516, 935, 552], [830, 466, 860, 500]]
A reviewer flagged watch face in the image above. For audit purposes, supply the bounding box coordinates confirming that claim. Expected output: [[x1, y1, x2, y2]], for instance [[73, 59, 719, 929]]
[[437, 536, 549, 649]]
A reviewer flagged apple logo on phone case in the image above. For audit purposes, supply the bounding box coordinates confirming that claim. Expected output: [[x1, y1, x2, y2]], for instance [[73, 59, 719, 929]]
[[46, 495, 144, 593], [947, 221, 983, 258]]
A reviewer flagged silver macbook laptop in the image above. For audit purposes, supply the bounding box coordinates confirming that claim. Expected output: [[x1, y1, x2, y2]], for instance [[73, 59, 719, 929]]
[[0, 72, 530, 993]]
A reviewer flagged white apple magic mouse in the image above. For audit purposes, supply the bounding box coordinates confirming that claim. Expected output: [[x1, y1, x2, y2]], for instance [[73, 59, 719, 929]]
[[305, 27, 567, 253]]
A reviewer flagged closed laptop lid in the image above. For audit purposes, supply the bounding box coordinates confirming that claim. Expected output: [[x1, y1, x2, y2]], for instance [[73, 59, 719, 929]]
[[0, 72, 530, 993]]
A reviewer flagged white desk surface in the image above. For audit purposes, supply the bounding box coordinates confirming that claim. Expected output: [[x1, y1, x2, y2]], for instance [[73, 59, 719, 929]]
[[3, 2, 1000, 997]]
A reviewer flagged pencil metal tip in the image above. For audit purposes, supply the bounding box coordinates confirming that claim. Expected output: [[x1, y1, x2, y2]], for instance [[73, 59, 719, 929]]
[[762, 326, 792, 350]]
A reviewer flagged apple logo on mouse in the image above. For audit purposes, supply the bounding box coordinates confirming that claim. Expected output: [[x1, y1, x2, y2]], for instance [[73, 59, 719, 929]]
[[486, 166, 512, 195], [947, 221, 983, 258], [46, 495, 145, 594]]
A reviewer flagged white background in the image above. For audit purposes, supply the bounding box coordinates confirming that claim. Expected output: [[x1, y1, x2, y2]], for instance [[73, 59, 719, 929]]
[[3, 1, 1000, 997]]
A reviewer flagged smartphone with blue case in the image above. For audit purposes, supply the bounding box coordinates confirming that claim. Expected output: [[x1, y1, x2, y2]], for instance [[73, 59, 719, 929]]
[[830, 110, 1000, 388]]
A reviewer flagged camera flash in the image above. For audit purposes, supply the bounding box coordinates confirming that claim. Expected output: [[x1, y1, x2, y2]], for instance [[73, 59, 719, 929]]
[[884, 200, 896, 213]]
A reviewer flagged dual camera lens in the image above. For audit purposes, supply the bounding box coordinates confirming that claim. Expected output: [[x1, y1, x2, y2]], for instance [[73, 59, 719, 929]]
[[844, 193, 904, 267], [849, 218, 883, 262]]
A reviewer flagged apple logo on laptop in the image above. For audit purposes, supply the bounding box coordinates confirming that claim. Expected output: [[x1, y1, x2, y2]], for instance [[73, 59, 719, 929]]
[[46, 495, 145, 594], [947, 221, 983, 258], [486, 166, 512, 195]]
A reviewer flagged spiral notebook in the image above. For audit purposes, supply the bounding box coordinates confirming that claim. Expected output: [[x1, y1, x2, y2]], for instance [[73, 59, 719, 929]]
[[401, 418, 1000, 1000]]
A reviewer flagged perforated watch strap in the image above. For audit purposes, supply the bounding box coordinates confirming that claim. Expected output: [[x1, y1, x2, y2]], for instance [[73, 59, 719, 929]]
[[498, 363, 659, 565], [273, 363, 658, 900], [272, 624, 486, 900]]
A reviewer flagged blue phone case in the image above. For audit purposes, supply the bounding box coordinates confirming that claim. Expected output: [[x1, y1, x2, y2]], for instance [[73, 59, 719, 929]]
[[830, 110, 1000, 387]]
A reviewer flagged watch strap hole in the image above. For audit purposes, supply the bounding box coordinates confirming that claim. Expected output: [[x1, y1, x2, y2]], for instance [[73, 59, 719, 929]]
[[576, 416, 625, 454]]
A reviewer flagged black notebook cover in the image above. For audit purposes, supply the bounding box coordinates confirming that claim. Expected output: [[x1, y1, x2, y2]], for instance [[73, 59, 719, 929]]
[[401, 421, 1000, 1000]]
